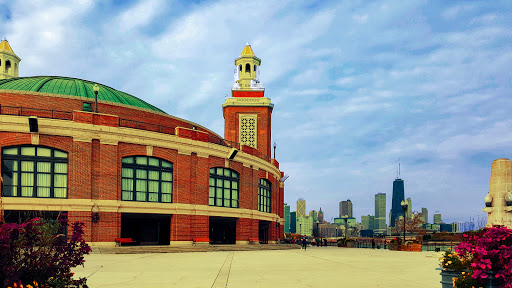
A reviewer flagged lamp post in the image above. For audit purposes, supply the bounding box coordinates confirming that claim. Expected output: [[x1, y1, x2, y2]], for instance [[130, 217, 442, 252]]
[[93, 84, 99, 113], [343, 215, 348, 238], [401, 200, 408, 244], [273, 142, 276, 159]]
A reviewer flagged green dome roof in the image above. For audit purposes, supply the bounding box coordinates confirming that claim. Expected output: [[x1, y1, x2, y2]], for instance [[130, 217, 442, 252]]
[[0, 76, 165, 113]]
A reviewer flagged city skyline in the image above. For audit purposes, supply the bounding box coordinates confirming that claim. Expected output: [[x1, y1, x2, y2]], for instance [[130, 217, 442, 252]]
[[0, 1, 508, 224]]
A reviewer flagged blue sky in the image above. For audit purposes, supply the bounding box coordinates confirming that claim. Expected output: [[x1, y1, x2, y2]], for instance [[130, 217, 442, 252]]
[[1, 0, 511, 225]]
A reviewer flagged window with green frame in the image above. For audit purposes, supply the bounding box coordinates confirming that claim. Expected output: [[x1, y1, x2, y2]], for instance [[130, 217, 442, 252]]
[[2, 146, 68, 198], [209, 168, 239, 208], [258, 179, 271, 213], [121, 156, 173, 203]]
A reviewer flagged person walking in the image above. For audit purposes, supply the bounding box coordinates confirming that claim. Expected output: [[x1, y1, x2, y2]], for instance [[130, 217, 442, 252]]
[[372, 238, 375, 249], [302, 237, 307, 250]]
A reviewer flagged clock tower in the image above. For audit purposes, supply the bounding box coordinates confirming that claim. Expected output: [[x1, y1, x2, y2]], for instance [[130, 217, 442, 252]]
[[223, 43, 273, 158]]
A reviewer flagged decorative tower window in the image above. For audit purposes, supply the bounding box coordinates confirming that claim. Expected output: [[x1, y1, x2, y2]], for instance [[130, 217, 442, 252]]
[[239, 114, 257, 148]]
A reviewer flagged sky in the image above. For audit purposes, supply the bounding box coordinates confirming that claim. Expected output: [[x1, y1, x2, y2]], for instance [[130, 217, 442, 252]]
[[1, 0, 511, 226]]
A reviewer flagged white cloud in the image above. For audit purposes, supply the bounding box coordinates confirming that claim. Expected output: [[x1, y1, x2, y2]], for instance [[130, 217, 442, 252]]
[[353, 14, 368, 24], [114, 0, 165, 32], [441, 4, 475, 20]]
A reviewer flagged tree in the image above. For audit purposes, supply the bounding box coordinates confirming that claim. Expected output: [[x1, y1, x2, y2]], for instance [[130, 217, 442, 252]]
[[391, 211, 425, 235], [0, 214, 91, 288]]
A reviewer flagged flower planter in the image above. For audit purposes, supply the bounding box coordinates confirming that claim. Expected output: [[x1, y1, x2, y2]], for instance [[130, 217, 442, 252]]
[[483, 271, 504, 288], [408, 243, 422, 252], [347, 242, 355, 248], [438, 269, 460, 288], [437, 269, 505, 288]]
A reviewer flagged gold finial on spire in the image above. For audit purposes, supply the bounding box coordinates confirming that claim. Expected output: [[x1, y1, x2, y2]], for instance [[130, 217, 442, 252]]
[[240, 43, 255, 56]]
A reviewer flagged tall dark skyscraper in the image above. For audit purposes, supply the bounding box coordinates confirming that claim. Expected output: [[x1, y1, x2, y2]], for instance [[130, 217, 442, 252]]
[[290, 211, 297, 233], [389, 178, 405, 227]]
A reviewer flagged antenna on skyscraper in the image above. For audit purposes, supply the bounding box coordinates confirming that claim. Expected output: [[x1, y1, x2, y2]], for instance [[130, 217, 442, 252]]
[[399, 158, 401, 178]]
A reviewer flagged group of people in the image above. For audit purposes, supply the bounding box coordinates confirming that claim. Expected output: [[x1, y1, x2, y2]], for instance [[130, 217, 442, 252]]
[[298, 237, 329, 250]]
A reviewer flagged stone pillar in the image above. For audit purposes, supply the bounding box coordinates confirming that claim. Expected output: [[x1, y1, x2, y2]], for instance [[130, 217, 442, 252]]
[[484, 158, 512, 228]]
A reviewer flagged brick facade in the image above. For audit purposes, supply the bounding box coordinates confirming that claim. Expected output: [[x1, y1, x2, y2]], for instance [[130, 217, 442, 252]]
[[0, 89, 285, 245]]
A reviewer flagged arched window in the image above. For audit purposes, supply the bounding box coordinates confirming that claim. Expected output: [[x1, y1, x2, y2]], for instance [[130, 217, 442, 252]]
[[254, 65, 257, 73], [2, 146, 68, 198], [5, 60, 11, 74], [239, 65, 242, 72], [245, 63, 251, 74], [121, 156, 173, 203], [258, 179, 271, 213], [209, 168, 239, 208]]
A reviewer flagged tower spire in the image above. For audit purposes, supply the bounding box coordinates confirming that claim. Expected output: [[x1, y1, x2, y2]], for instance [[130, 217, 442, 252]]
[[0, 38, 21, 79], [233, 43, 263, 90]]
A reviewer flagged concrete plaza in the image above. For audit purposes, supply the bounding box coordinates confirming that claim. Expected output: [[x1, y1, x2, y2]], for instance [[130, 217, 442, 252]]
[[73, 246, 442, 288]]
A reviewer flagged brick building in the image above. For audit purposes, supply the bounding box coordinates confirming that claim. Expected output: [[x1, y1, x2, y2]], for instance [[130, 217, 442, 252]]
[[0, 40, 285, 246]]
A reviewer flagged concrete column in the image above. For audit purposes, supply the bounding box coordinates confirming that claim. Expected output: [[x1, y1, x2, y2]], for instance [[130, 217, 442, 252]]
[[485, 158, 512, 228]]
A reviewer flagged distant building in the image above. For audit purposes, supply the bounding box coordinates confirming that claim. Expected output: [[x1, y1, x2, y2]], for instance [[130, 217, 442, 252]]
[[297, 199, 306, 217], [361, 215, 375, 231], [315, 223, 342, 238], [434, 213, 442, 224], [309, 210, 318, 222], [423, 223, 441, 232], [360, 229, 374, 238], [333, 217, 344, 225], [296, 215, 313, 236], [340, 200, 353, 218], [290, 212, 296, 233], [451, 222, 459, 233], [375, 193, 387, 235], [318, 208, 324, 223], [390, 178, 405, 227], [406, 197, 412, 218], [284, 204, 290, 233], [421, 207, 429, 224]]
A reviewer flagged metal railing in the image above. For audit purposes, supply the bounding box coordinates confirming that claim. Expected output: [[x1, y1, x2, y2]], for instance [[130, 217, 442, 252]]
[[0, 105, 273, 163], [0, 105, 73, 120], [119, 118, 176, 135]]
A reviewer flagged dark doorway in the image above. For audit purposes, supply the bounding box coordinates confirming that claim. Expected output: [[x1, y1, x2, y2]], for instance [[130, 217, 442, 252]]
[[209, 217, 237, 244], [259, 220, 270, 244], [121, 213, 170, 245]]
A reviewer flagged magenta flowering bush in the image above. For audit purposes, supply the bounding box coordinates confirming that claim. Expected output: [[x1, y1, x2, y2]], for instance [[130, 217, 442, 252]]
[[455, 226, 512, 288], [0, 215, 91, 288]]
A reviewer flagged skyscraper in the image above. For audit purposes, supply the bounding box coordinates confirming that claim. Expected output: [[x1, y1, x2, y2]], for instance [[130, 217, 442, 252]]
[[434, 213, 442, 224], [375, 193, 387, 235], [296, 215, 313, 236], [361, 215, 375, 231], [421, 207, 428, 224], [297, 199, 306, 217], [309, 210, 318, 222], [284, 204, 290, 233], [340, 200, 353, 218], [318, 208, 324, 223], [406, 197, 412, 218], [390, 178, 405, 227], [290, 212, 297, 233]]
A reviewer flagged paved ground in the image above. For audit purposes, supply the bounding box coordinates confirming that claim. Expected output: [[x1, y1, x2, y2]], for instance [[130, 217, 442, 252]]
[[73, 246, 443, 288]]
